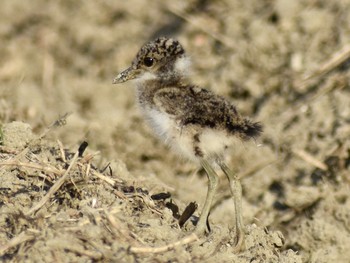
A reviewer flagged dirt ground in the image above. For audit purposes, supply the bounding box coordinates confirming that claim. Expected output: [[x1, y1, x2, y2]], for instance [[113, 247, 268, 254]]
[[1, 0, 350, 262]]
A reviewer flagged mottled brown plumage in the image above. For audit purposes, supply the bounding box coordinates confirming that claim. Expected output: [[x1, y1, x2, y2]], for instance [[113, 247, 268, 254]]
[[113, 37, 262, 251], [153, 85, 261, 140]]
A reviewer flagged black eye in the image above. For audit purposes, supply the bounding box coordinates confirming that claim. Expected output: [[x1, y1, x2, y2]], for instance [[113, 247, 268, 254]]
[[144, 57, 154, 67]]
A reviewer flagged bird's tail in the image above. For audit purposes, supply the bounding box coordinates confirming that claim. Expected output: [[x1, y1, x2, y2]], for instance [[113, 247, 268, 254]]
[[227, 118, 263, 141], [241, 119, 262, 140]]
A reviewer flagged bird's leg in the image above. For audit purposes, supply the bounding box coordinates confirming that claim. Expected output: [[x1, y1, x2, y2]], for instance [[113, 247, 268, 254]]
[[218, 160, 244, 252], [195, 159, 219, 235]]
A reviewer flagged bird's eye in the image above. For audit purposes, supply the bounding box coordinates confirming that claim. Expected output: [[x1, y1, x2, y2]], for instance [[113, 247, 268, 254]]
[[144, 57, 154, 67]]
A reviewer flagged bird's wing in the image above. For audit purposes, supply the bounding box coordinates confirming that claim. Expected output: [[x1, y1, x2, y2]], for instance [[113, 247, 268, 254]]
[[153, 86, 196, 116], [153, 85, 262, 140], [153, 86, 239, 126]]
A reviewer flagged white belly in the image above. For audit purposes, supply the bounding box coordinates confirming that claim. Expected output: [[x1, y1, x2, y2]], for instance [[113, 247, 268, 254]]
[[142, 108, 231, 162], [143, 108, 197, 161], [145, 108, 174, 141]]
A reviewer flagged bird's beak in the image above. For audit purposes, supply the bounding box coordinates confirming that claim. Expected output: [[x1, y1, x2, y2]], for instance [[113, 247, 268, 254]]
[[112, 66, 140, 84]]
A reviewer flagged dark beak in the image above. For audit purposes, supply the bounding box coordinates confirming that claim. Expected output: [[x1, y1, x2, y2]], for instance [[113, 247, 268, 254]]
[[112, 66, 140, 84]]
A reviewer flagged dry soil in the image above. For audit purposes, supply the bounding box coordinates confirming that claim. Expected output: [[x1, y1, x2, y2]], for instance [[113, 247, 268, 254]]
[[1, 1, 350, 262]]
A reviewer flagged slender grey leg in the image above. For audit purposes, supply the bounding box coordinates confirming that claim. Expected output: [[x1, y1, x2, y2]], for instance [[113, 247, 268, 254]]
[[218, 160, 244, 251], [195, 159, 219, 235]]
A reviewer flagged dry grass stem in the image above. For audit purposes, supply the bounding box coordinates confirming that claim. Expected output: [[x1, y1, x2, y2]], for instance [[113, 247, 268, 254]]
[[296, 44, 350, 90], [57, 139, 67, 162], [239, 159, 276, 179], [292, 149, 327, 171], [92, 169, 122, 185], [129, 233, 198, 254], [0, 160, 62, 175], [0, 230, 39, 256], [25, 151, 80, 216], [106, 212, 140, 245], [64, 246, 103, 260]]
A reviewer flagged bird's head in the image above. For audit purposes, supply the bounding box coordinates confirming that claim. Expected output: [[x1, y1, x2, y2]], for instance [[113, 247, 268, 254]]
[[113, 37, 191, 84]]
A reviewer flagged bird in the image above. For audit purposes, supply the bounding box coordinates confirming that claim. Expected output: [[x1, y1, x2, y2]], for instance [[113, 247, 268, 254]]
[[113, 37, 262, 251]]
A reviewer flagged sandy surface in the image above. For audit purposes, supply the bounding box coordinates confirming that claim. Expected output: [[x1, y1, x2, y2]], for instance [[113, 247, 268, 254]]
[[1, 0, 350, 262]]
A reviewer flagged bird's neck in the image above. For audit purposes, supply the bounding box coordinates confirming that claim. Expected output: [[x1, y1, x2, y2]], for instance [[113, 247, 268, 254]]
[[136, 56, 192, 108], [135, 75, 188, 108]]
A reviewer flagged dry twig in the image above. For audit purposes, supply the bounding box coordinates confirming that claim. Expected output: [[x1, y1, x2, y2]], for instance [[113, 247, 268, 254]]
[[296, 44, 350, 91], [129, 233, 198, 254], [25, 150, 80, 216], [11, 113, 71, 161], [239, 159, 276, 179], [106, 210, 142, 245], [39, 113, 71, 140], [0, 230, 39, 256], [0, 160, 62, 175], [292, 149, 327, 171], [92, 169, 122, 185], [57, 139, 67, 162], [64, 246, 103, 260]]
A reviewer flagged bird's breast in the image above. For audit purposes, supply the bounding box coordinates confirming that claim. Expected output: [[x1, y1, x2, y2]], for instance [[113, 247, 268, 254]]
[[140, 106, 197, 161], [144, 108, 176, 141]]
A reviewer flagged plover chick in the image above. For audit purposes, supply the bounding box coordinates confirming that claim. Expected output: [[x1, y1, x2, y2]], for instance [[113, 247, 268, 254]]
[[113, 37, 262, 251]]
